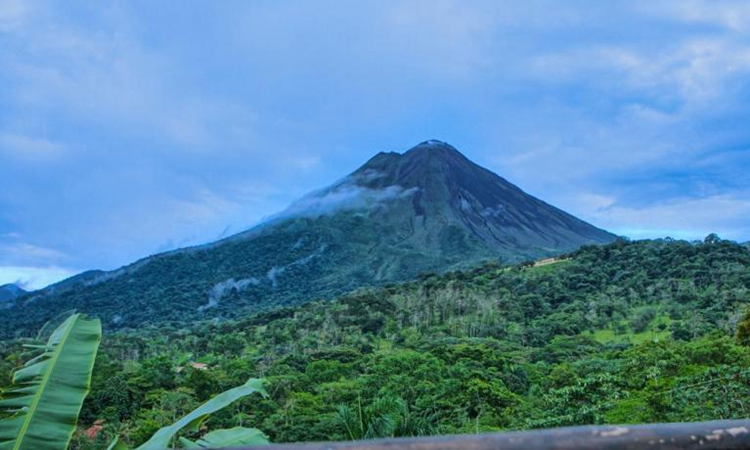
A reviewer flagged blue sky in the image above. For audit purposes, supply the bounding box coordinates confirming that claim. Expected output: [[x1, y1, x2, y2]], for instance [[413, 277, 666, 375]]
[[1, 0, 749, 289]]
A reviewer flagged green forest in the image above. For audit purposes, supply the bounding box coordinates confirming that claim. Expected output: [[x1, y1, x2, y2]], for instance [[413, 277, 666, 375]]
[[2, 237, 750, 448]]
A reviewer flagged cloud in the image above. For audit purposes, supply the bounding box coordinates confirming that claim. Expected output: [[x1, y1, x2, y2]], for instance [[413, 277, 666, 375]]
[[285, 155, 322, 170], [640, 1, 750, 32], [383, 0, 494, 79], [530, 37, 750, 109], [279, 185, 416, 219], [0, 265, 77, 290], [0, 242, 68, 265], [265, 243, 326, 288], [98, 186, 250, 258], [0, 0, 28, 32], [276, 171, 418, 219], [583, 193, 750, 241], [0, 3, 258, 151], [199, 277, 260, 311], [0, 132, 65, 160]]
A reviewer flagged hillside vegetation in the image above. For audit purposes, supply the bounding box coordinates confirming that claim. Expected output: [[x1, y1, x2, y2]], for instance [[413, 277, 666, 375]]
[[2, 237, 749, 448]]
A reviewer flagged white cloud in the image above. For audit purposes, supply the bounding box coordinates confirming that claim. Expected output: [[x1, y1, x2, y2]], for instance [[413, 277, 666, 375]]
[[531, 37, 750, 108], [385, 0, 493, 79], [199, 277, 260, 311], [285, 155, 322, 170], [279, 185, 414, 219], [169, 188, 243, 225], [1, 4, 258, 151], [497, 30, 750, 204], [0, 0, 28, 32], [0, 242, 67, 264], [0, 265, 77, 290], [0, 132, 65, 160], [100, 186, 248, 257], [577, 193, 617, 211], [277, 171, 418, 219], [584, 193, 750, 241], [641, 1, 750, 32]]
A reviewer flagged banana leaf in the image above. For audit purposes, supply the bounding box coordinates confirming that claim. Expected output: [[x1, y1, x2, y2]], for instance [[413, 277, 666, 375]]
[[135, 378, 266, 449], [0, 313, 102, 450], [178, 427, 268, 448]]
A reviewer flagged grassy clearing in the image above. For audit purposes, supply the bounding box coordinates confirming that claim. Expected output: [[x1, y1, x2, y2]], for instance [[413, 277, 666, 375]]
[[588, 312, 673, 344]]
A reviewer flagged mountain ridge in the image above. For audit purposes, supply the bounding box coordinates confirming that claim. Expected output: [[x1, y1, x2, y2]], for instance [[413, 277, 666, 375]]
[[2, 141, 616, 338], [0, 283, 26, 304]]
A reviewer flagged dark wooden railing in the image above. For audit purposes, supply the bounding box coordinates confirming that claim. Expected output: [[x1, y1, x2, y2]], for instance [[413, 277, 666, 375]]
[[235, 420, 750, 450]]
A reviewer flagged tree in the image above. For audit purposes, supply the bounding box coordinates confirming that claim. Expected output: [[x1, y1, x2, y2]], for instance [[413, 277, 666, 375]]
[[736, 309, 750, 347], [335, 395, 437, 440], [704, 233, 722, 245]]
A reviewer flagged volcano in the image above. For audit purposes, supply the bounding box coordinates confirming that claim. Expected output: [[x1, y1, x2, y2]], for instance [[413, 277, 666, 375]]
[[3, 140, 616, 337]]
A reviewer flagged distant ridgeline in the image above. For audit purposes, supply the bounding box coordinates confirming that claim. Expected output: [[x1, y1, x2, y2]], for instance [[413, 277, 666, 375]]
[[1, 141, 615, 338], [0, 284, 26, 303]]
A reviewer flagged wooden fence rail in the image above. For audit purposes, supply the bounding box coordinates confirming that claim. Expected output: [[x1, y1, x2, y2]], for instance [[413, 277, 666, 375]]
[[232, 420, 750, 450]]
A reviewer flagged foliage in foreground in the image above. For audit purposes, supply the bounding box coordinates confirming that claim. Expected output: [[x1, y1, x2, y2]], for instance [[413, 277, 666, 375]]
[[124, 378, 268, 450], [0, 315, 268, 450], [0, 314, 101, 450]]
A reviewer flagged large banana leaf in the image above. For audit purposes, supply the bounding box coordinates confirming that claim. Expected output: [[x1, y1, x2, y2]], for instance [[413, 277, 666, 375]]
[[135, 378, 267, 450], [0, 313, 102, 450], [178, 427, 268, 448]]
